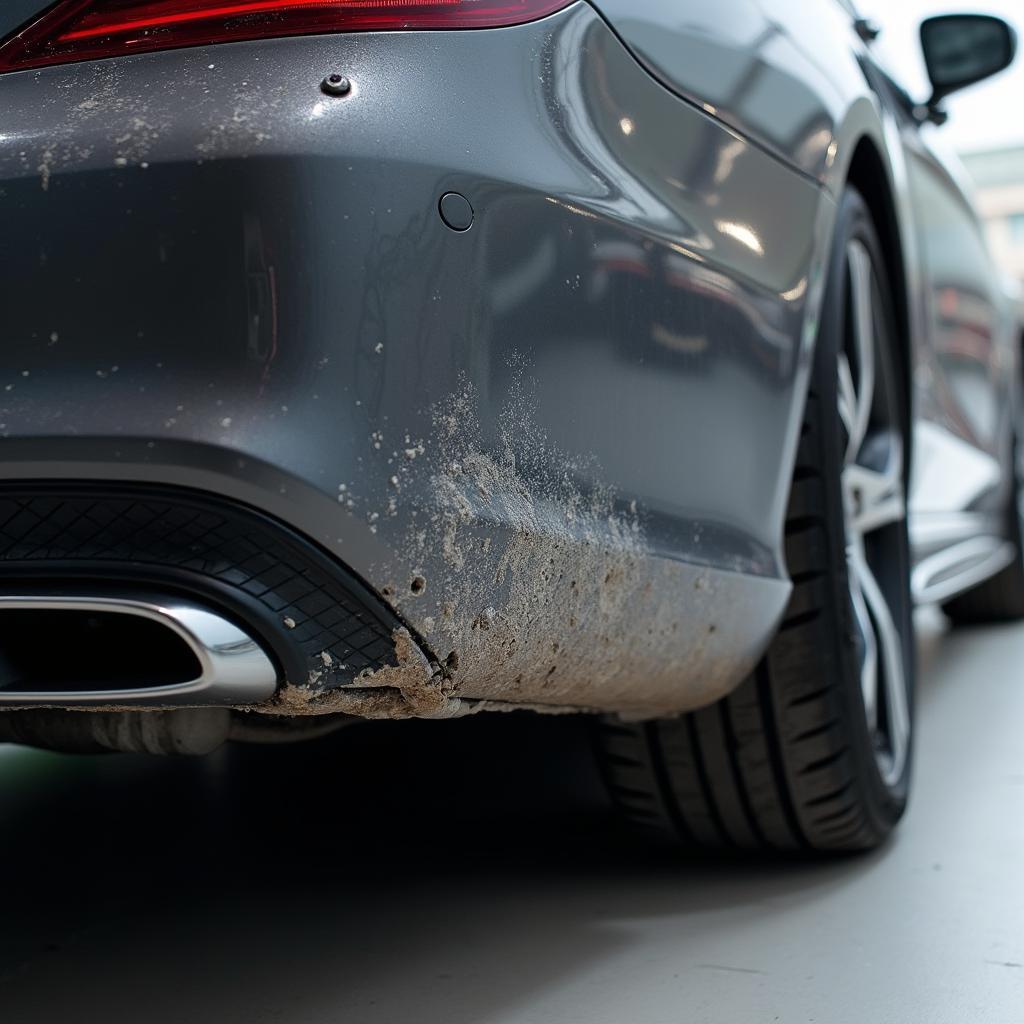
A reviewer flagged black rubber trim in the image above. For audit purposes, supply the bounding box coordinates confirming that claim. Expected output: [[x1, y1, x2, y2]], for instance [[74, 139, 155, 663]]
[[0, 481, 411, 689]]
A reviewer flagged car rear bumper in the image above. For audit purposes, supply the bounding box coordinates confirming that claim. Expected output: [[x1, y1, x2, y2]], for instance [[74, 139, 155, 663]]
[[0, 4, 824, 715]]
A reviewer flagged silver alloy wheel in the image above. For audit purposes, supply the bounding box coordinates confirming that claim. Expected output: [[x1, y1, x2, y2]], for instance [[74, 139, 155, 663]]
[[837, 238, 911, 788]]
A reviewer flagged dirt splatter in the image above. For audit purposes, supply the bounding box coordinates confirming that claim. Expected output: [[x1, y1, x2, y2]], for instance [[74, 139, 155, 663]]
[[368, 378, 767, 719], [254, 628, 460, 720], [37, 151, 53, 192]]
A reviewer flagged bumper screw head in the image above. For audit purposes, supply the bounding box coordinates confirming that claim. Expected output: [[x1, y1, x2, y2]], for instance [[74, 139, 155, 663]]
[[321, 73, 352, 97]]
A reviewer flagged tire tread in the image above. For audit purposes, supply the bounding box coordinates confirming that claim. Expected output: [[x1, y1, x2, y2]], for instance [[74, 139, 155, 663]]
[[595, 188, 912, 855]]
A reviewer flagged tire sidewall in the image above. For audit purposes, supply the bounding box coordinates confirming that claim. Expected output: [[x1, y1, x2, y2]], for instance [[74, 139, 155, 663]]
[[812, 187, 915, 828]]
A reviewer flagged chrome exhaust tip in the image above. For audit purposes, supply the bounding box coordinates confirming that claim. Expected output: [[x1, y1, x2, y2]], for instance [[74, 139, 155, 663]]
[[0, 592, 279, 708]]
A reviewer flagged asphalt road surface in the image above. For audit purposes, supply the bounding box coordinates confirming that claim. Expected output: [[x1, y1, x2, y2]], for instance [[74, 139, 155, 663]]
[[1, 608, 1022, 1023]]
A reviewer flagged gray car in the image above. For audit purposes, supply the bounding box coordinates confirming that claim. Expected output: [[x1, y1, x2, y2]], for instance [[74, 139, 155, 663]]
[[0, 0, 1019, 855]]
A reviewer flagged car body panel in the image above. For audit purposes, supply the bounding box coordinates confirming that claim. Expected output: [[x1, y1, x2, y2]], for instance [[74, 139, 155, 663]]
[[0, 0, 1017, 714], [0, 0, 48, 39], [589, 0, 864, 183], [0, 4, 825, 714], [902, 127, 1018, 598], [592, 0, 1019, 563]]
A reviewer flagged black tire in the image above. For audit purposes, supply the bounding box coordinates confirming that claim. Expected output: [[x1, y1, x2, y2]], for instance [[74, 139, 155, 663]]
[[942, 438, 1024, 623], [597, 188, 916, 854]]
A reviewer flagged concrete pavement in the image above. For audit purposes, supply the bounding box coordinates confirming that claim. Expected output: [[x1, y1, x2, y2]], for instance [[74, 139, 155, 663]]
[[1, 608, 1022, 1023]]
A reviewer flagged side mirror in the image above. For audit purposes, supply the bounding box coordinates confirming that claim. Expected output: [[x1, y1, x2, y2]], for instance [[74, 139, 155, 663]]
[[919, 14, 1016, 123]]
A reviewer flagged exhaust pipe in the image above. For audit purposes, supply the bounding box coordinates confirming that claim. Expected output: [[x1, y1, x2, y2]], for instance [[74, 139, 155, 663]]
[[0, 592, 278, 708]]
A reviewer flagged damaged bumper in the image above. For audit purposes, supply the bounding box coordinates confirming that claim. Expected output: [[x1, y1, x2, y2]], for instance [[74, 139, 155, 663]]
[[0, 4, 821, 716]]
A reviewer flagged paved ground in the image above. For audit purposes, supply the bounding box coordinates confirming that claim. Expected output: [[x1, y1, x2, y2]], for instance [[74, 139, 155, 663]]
[[1, 608, 1022, 1023]]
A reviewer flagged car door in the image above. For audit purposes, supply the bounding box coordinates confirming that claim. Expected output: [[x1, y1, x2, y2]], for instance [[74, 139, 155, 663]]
[[744, 0, 1019, 599], [896, 112, 1017, 598]]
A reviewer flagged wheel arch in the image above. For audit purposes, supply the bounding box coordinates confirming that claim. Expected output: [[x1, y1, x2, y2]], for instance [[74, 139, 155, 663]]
[[843, 135, 914, 435]]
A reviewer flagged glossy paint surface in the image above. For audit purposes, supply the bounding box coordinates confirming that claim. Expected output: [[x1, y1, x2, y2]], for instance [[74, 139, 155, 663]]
[[0, 4, 822, 557], [0, 5, 821, 710], [0, 0, 49, 38], [0, 0, 1017, 710], [593, 0, 1019, 589], [589, 0, 861, 181]]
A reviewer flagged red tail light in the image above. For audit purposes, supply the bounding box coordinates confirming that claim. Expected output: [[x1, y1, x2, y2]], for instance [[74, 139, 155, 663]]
[[0, 0, 574, 72]]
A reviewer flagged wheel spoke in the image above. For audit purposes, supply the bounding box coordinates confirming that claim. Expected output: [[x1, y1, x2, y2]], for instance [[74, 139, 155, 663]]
[[849, 545, 910, 786], [847, 552, 879, 735], [837, 238, 910, 790], [843, 433, 905, 537], [844, 240, 876, 460], [837, 353, 858, 441]]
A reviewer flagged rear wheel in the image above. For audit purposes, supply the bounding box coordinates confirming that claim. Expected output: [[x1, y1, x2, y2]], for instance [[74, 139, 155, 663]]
[[597, 188, 915, 853]]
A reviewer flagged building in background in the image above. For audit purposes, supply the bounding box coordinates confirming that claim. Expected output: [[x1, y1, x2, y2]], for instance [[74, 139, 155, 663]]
[[960, 145, 1024, 290]]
